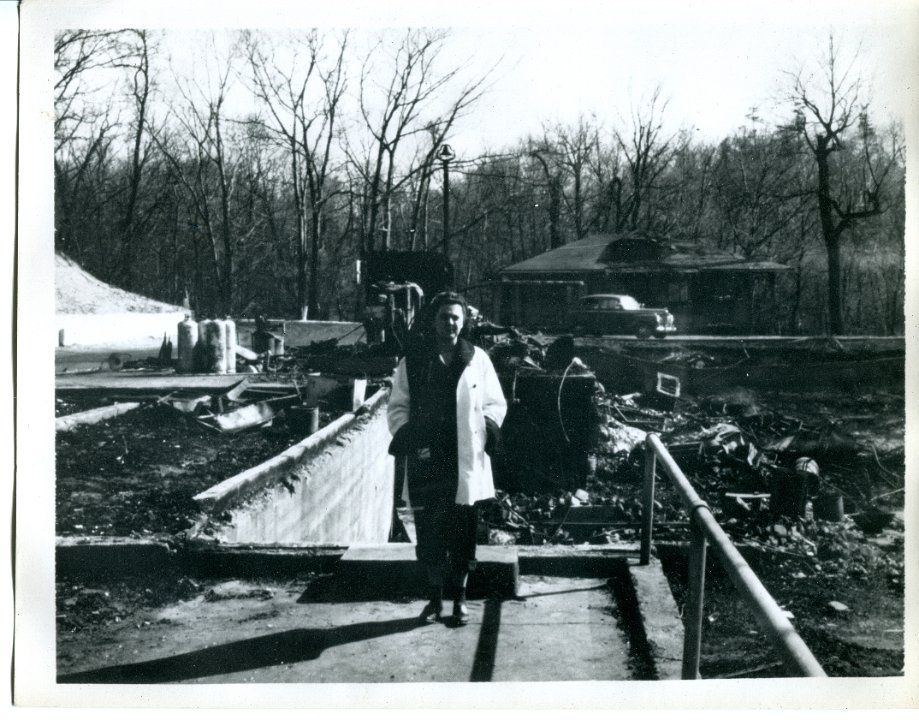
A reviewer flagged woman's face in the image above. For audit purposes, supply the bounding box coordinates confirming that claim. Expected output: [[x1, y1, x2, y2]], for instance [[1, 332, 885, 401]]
[[434, 302, 465, 345]]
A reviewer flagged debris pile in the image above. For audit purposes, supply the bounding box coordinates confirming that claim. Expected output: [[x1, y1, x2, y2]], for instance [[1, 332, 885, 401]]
[[475, 336, 904, 560], [158, 377, 302, 434]]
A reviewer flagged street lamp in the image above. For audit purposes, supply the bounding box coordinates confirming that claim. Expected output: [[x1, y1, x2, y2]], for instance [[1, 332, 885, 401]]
[[437, 143, 456, 258]]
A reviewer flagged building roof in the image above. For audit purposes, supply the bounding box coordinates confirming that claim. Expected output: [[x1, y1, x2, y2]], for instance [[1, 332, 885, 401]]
[[500, 233, 789, 276], [502, 235, 612, 274]]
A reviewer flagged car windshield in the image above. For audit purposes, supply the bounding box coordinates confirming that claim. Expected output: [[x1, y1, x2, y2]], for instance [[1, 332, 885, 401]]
[[617, 295, 641, 310]]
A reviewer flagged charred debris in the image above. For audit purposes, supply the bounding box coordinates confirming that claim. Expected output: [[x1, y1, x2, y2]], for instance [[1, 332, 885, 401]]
[[468, 325, 903, 584], [72, 322, 904, 569]]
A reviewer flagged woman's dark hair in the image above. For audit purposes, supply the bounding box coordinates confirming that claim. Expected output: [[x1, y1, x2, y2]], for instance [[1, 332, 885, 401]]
[[429, 291, 468, 317]]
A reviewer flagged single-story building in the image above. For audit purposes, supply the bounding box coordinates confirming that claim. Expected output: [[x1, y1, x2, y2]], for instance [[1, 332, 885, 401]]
[[489, 233, 789, 334]]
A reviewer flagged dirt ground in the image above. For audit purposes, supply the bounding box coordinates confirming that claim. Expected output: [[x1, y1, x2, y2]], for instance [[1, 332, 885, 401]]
[[55, 403, 335, 537], [650, 389, 904, 678], [660, 525, 904, 678]]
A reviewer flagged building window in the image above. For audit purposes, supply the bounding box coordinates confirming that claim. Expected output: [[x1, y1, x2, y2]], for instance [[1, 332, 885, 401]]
[[668, 282, 689, 303]]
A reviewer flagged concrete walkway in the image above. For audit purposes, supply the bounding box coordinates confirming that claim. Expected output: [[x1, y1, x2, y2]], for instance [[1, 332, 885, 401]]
[[57, 574, 636, 684]]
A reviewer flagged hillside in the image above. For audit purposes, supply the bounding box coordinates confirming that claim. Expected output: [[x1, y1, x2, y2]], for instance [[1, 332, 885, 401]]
[[55, 254, 186, 315]]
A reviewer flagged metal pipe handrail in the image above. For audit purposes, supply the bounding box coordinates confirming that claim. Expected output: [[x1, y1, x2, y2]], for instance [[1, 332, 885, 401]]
[[642, 432, 826, 679]]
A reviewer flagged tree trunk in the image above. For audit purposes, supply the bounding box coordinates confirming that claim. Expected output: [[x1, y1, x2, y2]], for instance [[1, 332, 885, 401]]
[[119, 32, 151, 289], [548, 174, 562, 248], [573, 170, 584, 239], [815, 135, 844, 335], [308, 210, 321, 319], [290, 148, 308, 319]]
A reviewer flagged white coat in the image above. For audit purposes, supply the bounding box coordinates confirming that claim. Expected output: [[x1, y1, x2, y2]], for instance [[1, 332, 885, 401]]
[[388, 344, 507, 506]]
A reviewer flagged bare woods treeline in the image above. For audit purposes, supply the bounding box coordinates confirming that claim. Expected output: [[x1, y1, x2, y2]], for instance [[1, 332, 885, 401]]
[[54, 29, 905, 335]]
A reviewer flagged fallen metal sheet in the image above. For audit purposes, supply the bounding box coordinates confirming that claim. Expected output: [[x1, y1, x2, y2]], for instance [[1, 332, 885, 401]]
[[158, 392, 212, 414], [197, 394, 301, 433], [221, 377, 252, 403], [197, 401, 278, 433]]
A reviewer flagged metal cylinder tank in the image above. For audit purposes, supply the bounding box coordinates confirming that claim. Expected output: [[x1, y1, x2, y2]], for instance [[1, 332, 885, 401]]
[[177, 315, 198, 374]]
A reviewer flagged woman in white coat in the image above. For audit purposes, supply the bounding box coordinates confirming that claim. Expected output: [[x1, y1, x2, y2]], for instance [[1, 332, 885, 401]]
[[388, 292, 507, 626]]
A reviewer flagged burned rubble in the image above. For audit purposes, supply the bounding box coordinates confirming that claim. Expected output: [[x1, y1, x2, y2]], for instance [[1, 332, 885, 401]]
[[473, 329, 904, 553], [56, 326, 905, 560]]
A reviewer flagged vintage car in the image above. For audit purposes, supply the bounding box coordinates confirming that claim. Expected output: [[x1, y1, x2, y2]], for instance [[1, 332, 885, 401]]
[[566, 293, 677, 338]]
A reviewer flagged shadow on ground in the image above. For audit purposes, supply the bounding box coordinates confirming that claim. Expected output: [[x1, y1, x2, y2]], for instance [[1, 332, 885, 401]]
[[58, 615, 427, 684]]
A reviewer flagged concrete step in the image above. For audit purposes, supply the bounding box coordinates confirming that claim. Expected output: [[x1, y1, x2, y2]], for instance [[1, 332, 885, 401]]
[[336, 543, 519, 599]]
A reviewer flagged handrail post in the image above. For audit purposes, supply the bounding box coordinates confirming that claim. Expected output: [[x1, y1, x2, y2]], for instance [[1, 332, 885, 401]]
[[640, 438, 657, 565], [644, 433, 825, 678], [682, 517, 707, 679]]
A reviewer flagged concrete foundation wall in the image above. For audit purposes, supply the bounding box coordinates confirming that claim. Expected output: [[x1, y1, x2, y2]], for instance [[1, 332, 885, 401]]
[[196, 389, 394, 545], [58, 315, 365, 350], [235, 320, 366, 349], [57, 311, 188, 347], [283, 320, 366, 347]]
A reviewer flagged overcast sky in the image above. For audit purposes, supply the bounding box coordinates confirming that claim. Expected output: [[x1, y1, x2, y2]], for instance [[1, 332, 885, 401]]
[[27, 0, 917, 157], [443, 17, 909, 151]]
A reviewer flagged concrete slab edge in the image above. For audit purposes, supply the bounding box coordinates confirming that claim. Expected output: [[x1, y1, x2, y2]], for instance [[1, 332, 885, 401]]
[[628, 558, 684, 681], [183, 541, 349, 577], [56, 536, 177, 577], [55, 535, 352, 578], [517, 543, 639, 577], [53, 537, 642, 592]]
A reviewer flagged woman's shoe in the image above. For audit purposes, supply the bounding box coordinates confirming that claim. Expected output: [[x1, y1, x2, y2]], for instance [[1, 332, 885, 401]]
[[452, 599, 469, 626], [420, 599, 443, 623], [420, 585, 443, 623]]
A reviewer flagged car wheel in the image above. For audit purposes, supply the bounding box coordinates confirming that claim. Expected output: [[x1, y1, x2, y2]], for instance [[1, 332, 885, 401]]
[[636, 326, 652, 339]]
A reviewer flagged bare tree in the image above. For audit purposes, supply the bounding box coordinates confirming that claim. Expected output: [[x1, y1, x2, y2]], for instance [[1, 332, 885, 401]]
[[786, 35, 897, 335], [116, 30, 157, 287], [585, 126, 624, 234], [54, 30, 129, 261], [527, 137, 564, 249], [347, 29, 490, 257], [54, 30, 134, 150], [614, 87, 676, 232], [555, 116, 597, 240], [244, 30, 349, 319], [712, 123, 811, 258], [150, 35, 243, 314]]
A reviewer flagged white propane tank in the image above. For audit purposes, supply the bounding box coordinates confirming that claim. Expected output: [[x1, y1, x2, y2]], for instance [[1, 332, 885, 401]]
[[206, 319, 228, 374], [177, 315, 198, 374], [224, 316, 237, 373], [193, 320, 209, 373]]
